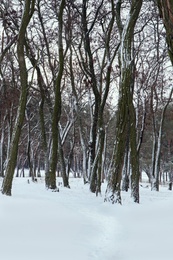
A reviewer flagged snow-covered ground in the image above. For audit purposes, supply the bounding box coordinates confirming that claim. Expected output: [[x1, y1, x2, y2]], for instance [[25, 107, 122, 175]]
[[0, 176, 173, 260]]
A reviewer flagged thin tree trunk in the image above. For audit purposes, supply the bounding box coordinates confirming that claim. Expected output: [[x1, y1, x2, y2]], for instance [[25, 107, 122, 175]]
[[25, 40, 53, 187], [48, 0, 66, 190], [69, 47, 88, 183], [81, 0, 102, 180], [152, 88, 173, 191]]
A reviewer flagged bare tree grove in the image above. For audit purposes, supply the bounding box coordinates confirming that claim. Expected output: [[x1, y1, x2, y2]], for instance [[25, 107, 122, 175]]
[[0, 0, 173, 202]]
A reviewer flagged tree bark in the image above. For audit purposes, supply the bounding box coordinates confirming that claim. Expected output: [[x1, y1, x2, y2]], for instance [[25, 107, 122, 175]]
[[156, 0, 173, 64], [105, 0, 142, 204], [58, 131, 70, 188], [152, 88, 173, 191], [81, 0, 101, 182], [48, 0, 66, 190], [69, 47, 88, 183], [89, 0, 118, 194], [1, 0, 35, 196]]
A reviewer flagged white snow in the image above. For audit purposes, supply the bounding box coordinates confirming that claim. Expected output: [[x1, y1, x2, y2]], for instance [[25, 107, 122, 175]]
[[1, 176, 173, 260]]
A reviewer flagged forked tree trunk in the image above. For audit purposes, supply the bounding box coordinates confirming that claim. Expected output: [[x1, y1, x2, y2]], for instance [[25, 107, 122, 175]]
[[105, 0, 142, 204]]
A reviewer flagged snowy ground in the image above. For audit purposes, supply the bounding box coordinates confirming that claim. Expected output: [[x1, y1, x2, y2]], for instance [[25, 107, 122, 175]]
[[0, 176, 173, 260]]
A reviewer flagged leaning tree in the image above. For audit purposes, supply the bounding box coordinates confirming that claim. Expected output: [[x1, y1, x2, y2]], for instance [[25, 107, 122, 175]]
[[1, 0, 36, 195]]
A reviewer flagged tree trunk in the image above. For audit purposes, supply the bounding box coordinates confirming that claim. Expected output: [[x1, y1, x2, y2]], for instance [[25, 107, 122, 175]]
[[105, 96, 129, 204], [25, 40, 53, 187], [89, 0, 117, 194], [39, 95, 50, 187], [48, 0, 66, 190], [58, 131, 70, 188], [152, 88, 173, 191], [129, 99, 140, 203], [69, 48, 88, 183], [81, 0, 102, 181], [156, 0, 173, 64], [1, 0, 35, 196], [105, 0, 142, 204], [0, 119, 5, 177], [122, 149, 130, 192]]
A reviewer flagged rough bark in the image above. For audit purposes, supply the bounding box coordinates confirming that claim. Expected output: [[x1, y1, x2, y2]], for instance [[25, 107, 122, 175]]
[[156, 0, 173, 64], [122, 149, 130, 192], [129, 96, 140, 203], [0, 118, 6, 177], [58, 131, 70, 188], [105, 0, 142, 204]]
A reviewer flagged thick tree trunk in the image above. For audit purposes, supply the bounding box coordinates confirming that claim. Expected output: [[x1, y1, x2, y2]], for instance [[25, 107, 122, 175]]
[[105, 0, 142, 204], [0, 119, 5, 177], [58, 132, 70, 188], [90, 127, 105, 195], [96, 128, 105, 196], [1, 0, 35, 196], [129, 100, 140, 203], [156, 0, 173, 64], [105, 96, 129, 204]]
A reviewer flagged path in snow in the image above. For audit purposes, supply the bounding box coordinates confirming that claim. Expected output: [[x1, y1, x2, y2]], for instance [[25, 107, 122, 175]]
[[1, 177, 173, 260], [0, 178, 120, 260]]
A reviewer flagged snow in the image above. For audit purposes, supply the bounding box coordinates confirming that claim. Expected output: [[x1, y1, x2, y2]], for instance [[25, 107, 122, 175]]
[[1, 176, 173, 260]]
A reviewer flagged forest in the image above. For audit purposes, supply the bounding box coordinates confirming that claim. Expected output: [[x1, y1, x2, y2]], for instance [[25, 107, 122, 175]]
[[0, 0, 173, 204]]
